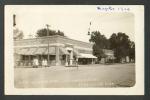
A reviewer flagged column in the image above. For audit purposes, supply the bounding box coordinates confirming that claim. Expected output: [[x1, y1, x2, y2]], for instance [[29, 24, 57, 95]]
[[37, 55, 40, 66], [76, 57, 78, 66], [55, 46, 60, 66], [70, 50, 73, 65], [29, 55, 31, 66], [92, 58, 93, 64], [65, 55, 68, 66]]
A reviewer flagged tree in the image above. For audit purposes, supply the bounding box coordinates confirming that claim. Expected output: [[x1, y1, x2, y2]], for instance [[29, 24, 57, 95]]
[[36, 28, 64, 37], [129, 41, 135, 62], [109, 33, 117, 49], [13, 28, 24, 40], [89, 31, 109, 60], [92, 44, 106, 60], [109, 32, 131, 62]]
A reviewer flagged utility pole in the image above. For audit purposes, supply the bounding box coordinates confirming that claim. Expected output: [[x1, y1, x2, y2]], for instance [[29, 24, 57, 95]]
[[88, 21, 92, 35], [13, 14, 16, 27], [46, 24, 50, 66]]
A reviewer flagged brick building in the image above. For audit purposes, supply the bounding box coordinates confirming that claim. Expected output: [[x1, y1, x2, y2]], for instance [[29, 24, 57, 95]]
[[14, 35, 98, 67]]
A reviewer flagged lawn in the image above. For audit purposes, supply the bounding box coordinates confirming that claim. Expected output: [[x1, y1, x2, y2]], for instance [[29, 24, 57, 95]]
[[14, 63, 135, 88]]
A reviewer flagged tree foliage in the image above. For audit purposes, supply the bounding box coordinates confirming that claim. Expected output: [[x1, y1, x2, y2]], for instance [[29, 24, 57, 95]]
[[129, 41, 135, 62], [109, 32, 134, 62], [89, 31, 135, 63], [92, 44, 107, 60], [36, 28, 64, 37], [13, 28, 24, 40], [89, 31, 109, 60]]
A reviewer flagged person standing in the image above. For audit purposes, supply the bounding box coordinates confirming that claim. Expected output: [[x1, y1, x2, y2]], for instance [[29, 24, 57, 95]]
[[42, 59, 48, 67], [33, 58, 39, 68], [42, 59, 45, 67]]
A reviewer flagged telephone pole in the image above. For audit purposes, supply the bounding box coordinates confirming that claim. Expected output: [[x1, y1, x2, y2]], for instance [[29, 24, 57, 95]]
[[46, 24, 50, 66], [88, 21, 92, 35]]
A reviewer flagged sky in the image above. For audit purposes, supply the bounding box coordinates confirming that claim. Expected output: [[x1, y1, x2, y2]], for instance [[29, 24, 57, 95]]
[[12, 5, 134, 42]]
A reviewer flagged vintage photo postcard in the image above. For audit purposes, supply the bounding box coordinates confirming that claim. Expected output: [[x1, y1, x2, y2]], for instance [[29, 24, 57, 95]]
[[5, 5, 144, 95]]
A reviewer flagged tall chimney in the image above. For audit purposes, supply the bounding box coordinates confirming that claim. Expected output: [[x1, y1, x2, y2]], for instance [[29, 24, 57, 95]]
[[13, 14, 16, 27]]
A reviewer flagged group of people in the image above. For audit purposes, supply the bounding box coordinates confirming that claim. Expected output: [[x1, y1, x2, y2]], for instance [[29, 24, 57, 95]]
[[33, 58, 48, 68]]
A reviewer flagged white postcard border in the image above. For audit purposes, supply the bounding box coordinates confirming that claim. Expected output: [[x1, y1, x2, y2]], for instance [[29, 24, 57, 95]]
[[4, 5, 144, 95]]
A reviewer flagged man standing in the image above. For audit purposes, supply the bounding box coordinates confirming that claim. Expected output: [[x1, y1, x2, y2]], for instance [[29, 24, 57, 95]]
[[33, 58, 39, 68], [42, 59, 48, 67]]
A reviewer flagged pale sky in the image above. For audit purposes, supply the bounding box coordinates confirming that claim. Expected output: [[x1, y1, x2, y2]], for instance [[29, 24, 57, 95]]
[[12, 5, 134, 42]]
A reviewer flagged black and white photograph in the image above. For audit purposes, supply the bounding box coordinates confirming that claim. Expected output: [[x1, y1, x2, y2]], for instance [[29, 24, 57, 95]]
[[5, 5, 144, 95]]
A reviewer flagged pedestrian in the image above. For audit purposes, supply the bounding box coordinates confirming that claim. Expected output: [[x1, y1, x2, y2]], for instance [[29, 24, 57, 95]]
[[42, 59, 45, 67], [42, 59, 48, 67], [45, 59, 48, 67], [33, 58, 39, 68]]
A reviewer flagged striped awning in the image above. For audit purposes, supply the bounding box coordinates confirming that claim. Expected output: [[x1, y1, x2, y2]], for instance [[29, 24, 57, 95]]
[[14, 48, 21, 54], [17, 48, 37, 55], [44, 47, 56, 55], [15, 47, 70, 55], [17, 48, 29, 55], [27, 48, 37, 55], [34, 47, 47, 55]]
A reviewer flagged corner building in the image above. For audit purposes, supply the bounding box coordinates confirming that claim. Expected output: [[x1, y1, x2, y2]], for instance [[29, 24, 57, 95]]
[[14, 35, 98, 67]]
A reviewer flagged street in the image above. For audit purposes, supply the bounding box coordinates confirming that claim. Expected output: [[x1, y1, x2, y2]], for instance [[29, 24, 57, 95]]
[[14, 63, 135, 88]]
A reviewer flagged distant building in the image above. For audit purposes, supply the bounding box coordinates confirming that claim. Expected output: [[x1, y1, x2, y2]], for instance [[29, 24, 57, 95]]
[[100, 49, 115, 64]]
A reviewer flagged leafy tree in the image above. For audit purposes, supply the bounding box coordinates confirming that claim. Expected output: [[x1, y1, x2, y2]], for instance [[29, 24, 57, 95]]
[[36, 28, 64, 37], [13, 28, 24, 40], [129, 41, 135, 62], [90, 31, 134, 63], [109, 33, 117, 49], [109, 32, 131, 62], [89, 31, 109, 60], [57, 30, 65, 36], [92, 44, 106, 60]]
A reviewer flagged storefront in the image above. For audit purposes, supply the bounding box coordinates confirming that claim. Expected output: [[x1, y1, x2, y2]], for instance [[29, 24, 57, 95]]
[[14, 35, 97, 67]]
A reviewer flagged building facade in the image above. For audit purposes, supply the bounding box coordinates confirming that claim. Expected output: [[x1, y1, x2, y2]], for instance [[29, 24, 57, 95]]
[[100, 49, 115, 63], [14, 35, 98, 67]]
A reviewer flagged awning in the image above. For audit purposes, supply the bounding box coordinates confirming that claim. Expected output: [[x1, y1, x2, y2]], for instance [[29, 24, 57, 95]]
[[59, 47, 69, 55], [17, 48, 29, 55], [34, 47, 47, 55], [27, 48, 37, 55], [17, 48, 37, 55], [78, 53, 97, 58], [44, 47, 56, 55], [14, 48, 21, 54]]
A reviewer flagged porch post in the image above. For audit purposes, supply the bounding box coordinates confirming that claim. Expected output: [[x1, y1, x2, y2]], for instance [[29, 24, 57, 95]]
[[92, 58, 93, 64], [29, 55, 31, 66], [65, 55, 68, 66], [70, 50, 73, 65], [55, 46, 60, 66]]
